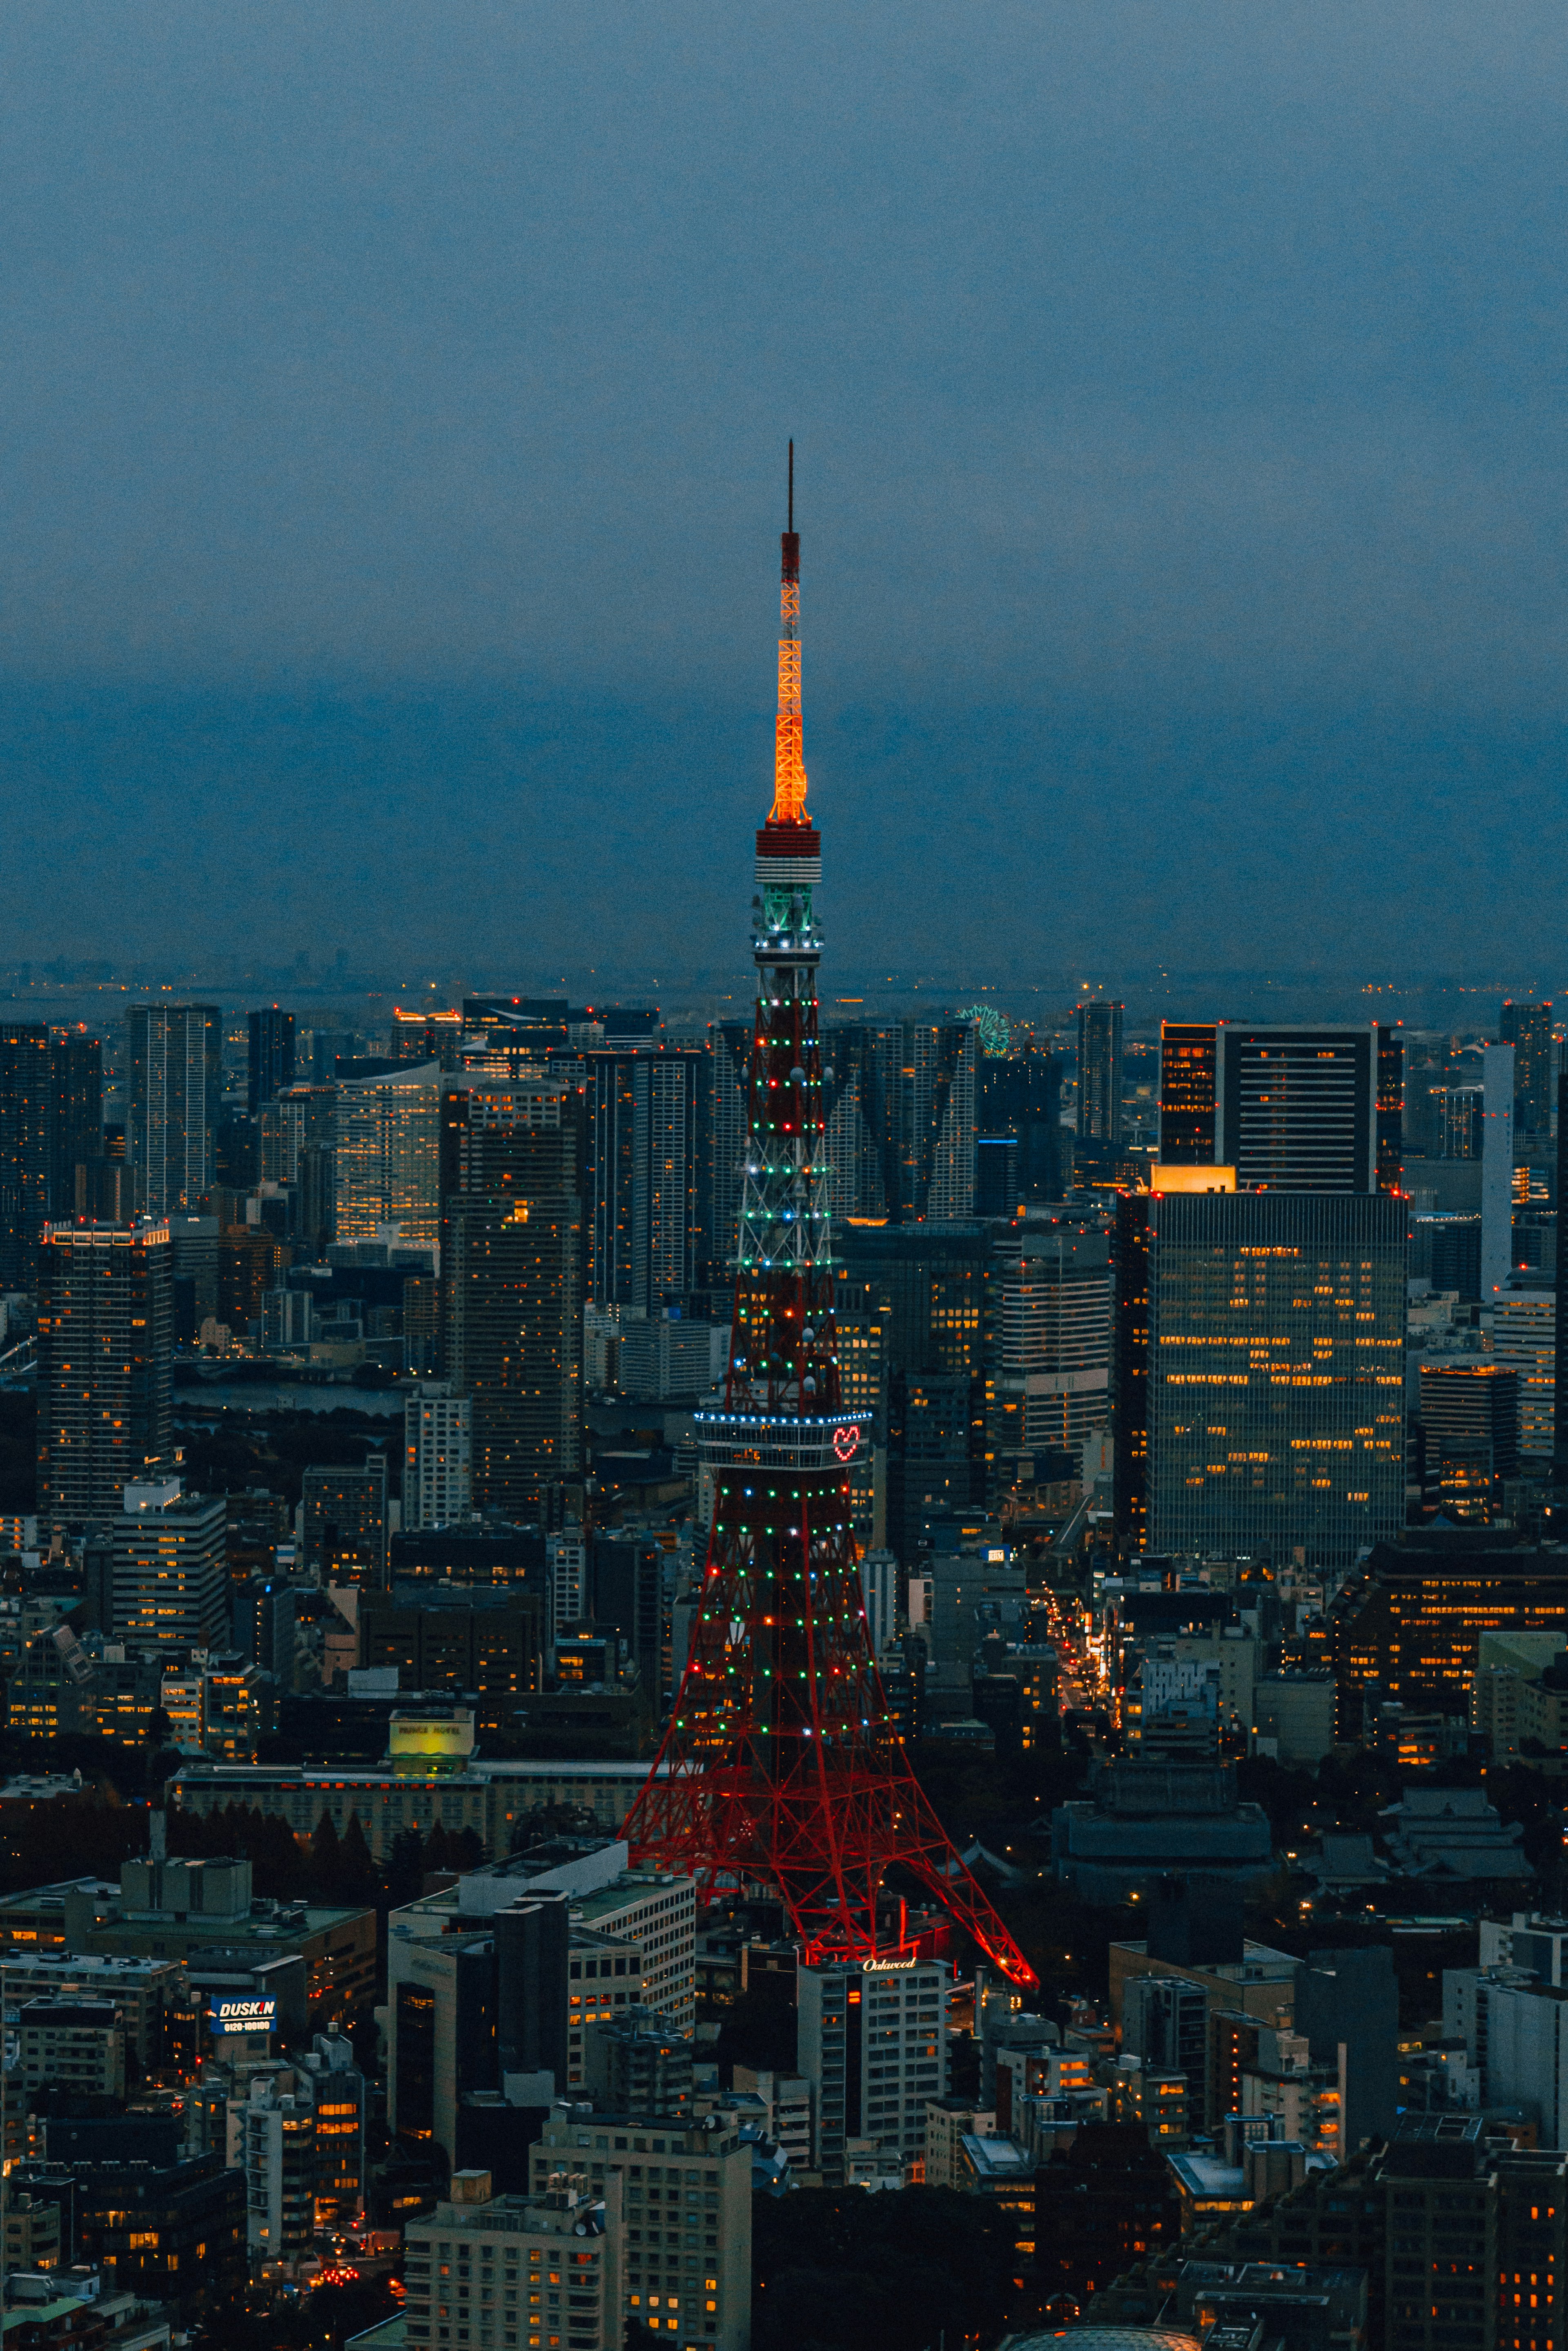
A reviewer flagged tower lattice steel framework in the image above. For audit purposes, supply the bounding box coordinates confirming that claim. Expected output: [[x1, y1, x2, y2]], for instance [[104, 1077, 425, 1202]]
[[624, 454, 1036, 1985]]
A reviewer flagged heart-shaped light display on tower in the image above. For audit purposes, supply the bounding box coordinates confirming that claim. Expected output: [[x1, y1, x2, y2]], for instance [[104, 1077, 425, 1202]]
[[832, 1424, 860, 1463]]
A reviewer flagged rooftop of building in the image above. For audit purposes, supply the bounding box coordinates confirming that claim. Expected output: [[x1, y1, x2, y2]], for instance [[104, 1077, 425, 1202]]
[[960, 2132, 1032, 2179], [537, 2105, 742, 2152], [1166, 2151, 1250, 2201]]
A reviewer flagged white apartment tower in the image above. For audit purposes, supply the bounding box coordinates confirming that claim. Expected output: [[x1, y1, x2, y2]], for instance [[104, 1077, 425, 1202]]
[[797, 1954, 949, 2182], [404, 1382, 474, 1530]]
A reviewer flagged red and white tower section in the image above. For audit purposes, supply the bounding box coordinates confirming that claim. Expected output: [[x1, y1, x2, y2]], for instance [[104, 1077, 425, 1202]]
[[625, 462, 1035, 1986]]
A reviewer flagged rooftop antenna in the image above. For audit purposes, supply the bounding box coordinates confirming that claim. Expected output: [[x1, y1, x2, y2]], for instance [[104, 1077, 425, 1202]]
[[788, 438, 793, 533]]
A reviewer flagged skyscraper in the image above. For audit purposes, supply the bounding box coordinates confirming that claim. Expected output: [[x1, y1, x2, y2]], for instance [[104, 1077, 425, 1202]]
[[1501, 1000, 1555, 1141], [441, 1088, 585, 1518], [1157, 1022, 1402, 1193], [36, 1221, 174, 1523], [49, 1028, 104, 1223], [1120, 1186, 1406, 1566], [126, 1004, 222, 1218], [0, 1027, 54, 1289], [1078, 999, 1125, 1144], [582, 1048, 703, 1311], [334, 1064, 442, 1252], [246, 1007, 296, 1114]]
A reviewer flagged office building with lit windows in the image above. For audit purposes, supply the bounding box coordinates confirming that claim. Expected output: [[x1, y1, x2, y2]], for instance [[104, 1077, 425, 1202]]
[[1137, 1188, 1406, 1568], [834, 1277, 889, 1543], [36, 1220, 174, 1525], [1329, 1535, 1568, 1735]]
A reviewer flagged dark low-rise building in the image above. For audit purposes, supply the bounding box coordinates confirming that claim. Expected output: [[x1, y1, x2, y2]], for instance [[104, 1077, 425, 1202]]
[[1051, 1762, 1273, 1903]]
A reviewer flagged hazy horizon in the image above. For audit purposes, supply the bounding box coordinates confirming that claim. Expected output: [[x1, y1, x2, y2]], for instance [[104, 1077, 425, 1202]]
[[2, 4, 1566, 975]]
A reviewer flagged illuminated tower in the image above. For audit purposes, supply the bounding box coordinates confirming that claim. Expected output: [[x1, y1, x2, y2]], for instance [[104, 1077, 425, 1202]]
[[624, 455, 1034, 1984]]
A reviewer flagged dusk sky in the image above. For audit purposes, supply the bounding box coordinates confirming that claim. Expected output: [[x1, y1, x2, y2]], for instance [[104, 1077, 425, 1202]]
[[3, 3, 1567, 981]]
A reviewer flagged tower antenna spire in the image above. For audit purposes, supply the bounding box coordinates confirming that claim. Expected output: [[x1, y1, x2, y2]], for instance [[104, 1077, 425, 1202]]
[[772, 444, 805, 823]]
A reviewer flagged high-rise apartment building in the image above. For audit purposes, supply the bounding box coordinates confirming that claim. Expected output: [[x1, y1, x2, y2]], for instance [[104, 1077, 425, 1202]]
[[125, 1004, 222, 1218], [334, 1064, 442, 1252], [582, 1051, 704, 1311], [1158, 1022, 1402, 1193], [1501, 1000, 1555, 1141], [985, 1222, 1111, 1490], [404, 1381, 473, 1530], [797, 1955, 950, 2180], [1118, 1188, 1405, 1567], [1078, 1000, 1125, 1144], [442, 1091, 585, 1519], [36, 1221, 173, 1524], [246, 1006, 296, 1113]]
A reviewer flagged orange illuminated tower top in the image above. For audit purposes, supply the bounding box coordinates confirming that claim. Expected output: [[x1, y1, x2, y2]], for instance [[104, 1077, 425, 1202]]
[[768, 439, 808, 827]]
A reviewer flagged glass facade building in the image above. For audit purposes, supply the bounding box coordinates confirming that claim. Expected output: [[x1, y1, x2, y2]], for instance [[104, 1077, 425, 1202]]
[[1146, 1188, 1406, 1567]]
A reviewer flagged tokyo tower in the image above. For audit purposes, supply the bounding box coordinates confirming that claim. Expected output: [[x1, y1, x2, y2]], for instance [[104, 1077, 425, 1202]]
[[624, 452, 1036, 1987]]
